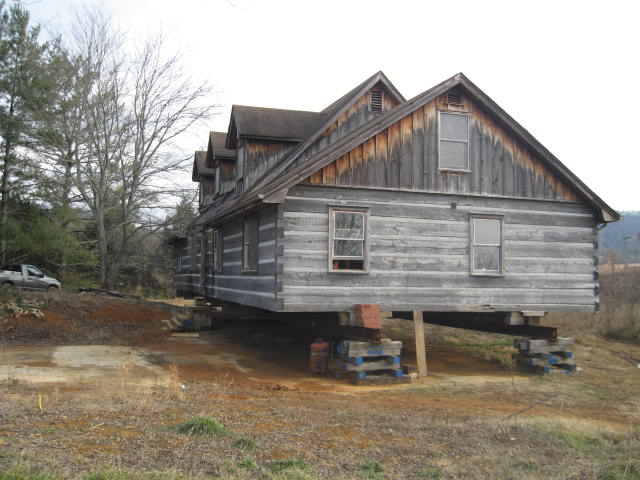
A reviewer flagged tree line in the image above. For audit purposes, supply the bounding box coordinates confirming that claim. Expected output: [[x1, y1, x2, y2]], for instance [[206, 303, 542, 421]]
[[0, 2, 208, 291]]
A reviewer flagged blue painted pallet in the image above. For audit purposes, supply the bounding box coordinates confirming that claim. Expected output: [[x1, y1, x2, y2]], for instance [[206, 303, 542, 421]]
[[336, 355, 400, 366]]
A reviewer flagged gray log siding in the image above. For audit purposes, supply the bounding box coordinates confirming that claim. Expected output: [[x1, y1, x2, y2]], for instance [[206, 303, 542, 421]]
[[194, 206, 278, 311], [278, 185, 598, 313]]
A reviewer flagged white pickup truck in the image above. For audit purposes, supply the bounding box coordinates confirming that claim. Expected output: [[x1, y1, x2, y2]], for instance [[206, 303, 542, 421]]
[[0, 264, 61, 290]]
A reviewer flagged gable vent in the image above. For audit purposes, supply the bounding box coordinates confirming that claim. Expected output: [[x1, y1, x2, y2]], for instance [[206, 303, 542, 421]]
[[446, 92, 462, 106], [370, 90, 383, 113]]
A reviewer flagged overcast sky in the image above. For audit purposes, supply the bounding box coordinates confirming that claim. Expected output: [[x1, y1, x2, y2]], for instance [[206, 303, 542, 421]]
[[26, 0, 640, 211]]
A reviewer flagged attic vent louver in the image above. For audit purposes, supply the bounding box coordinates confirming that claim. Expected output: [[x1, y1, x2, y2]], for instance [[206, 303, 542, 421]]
[[370, 90, 383, 113], [446, 93, 462, 106]]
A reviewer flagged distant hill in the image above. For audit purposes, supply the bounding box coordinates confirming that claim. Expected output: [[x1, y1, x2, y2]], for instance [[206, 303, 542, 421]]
[[599, 211, 640, 261]]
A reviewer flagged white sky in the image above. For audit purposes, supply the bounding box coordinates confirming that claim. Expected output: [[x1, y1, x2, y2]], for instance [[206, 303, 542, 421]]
[[26, 0, 640, 211]]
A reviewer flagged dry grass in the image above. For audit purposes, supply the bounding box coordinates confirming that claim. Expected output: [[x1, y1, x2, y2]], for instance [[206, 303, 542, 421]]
[[1, 376, 638, 480]]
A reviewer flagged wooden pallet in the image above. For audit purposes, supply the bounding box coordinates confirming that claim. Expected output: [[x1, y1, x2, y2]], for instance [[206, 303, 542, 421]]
[[336, 340, 407, 384], [514, 337, 576, 375]]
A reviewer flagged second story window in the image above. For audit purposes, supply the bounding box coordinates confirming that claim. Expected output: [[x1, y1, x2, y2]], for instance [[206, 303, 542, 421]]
[[439, 112, 469, 171]]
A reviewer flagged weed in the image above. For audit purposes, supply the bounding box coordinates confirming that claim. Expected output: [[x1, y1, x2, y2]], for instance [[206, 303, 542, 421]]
[[359, 461, 384, 479], [419, 466, 443, 479], [563, 431, 602, 455], [0, 464, 58, 480], [232, 436, 259, 451], [268, 459, 308, 472], [597, 461, 640, 480], [512, 459, 539, 471], [173, 415, 232, 437], [237, 459, 257, 470]]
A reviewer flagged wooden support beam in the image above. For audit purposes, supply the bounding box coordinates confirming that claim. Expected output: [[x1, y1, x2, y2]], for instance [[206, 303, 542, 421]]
[[413, 310, 428, 377]]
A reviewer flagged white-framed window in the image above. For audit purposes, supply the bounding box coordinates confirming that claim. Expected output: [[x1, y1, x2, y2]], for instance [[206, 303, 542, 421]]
[[470, 215, 504, 275], [439, 111, 470, 171], [242, 216, 258, 272], [329, 207, 369, 273]]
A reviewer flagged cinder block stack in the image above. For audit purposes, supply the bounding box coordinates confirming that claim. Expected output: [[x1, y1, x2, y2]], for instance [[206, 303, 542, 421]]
[[336, 339, 408, 385], [513, 337, 576, 375]]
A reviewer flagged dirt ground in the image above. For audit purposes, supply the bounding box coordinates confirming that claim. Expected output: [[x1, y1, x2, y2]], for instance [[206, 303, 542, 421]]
[[0, 291, 639, 479]]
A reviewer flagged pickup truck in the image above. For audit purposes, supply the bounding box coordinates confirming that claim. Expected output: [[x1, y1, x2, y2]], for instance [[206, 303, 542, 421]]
[[0, 264, 61, 290]]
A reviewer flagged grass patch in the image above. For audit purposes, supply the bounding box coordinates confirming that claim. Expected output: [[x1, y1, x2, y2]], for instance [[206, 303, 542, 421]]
[[232, 436, 259, 451], [268, 459, 308, 473], [173, 415, 232, 437], [419, 466, 443, 479], [597, 461, 640, 480], [563, 431, 603, 455], [237, 459, 257, 470], [0, 464, 58, 480], [358, 461, 384, 479]]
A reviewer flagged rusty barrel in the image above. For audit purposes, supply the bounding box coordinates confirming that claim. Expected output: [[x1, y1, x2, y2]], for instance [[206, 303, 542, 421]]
[[310, 338, 330, 374]]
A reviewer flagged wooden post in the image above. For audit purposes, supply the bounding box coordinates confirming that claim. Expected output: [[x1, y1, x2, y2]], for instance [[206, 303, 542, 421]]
[[413, 310, 428, 377]]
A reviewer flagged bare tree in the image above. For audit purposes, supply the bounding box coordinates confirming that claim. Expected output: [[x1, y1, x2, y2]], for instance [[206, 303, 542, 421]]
[[35, 8, 214, 288]]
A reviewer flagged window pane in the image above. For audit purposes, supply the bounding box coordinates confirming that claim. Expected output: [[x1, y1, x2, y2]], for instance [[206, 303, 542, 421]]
[[334, 211, 364, 239], [474, 218, 501, 245], [334, 240, 363, 258], [441, 113, 468, 141], [440, 141, 468, 169], [474, 245, 500, 271]]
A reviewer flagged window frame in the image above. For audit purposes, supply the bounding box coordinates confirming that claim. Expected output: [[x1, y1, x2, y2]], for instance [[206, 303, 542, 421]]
[[328, 206, 370, 274], [469, 214, 505, 276], [438, 110, 471, 172], [242, 215, 259, 273]]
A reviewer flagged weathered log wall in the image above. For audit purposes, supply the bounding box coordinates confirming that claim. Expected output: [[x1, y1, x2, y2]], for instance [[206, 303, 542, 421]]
[[195, 206, 278, 310], [277, 185, 597, 313]]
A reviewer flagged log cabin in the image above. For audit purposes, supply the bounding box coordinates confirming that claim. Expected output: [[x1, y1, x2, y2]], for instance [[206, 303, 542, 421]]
[[174, 71, 618, 335]]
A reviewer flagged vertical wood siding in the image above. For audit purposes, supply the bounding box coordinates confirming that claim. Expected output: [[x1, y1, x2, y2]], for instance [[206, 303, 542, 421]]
[[303, 92, 578, 202], [244, 140, 296, 191], [278, 185, 597, 313], [293, 85, 402, 172]]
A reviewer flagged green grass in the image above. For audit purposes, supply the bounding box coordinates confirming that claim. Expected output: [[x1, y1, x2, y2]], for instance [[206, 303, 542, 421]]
[[173, 415, 232, 437], [597, 461, 640, 480], [267, 459, 308, 473], [0, 464, 58, 480], [358, 461, 384, 479], [236, 459, 258, 471], [419, 466, 443, 479], [232, 436, 259, 451]]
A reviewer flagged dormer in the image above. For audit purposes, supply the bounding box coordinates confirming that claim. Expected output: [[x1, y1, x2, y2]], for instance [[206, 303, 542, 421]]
[[192, 151, 215, 211], [205, 131, 236, 202], [226, 105, 322, 196]]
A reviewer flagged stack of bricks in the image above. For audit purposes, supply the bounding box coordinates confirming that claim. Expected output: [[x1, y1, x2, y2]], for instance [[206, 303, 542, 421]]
[[355, 304, 382, 329]]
